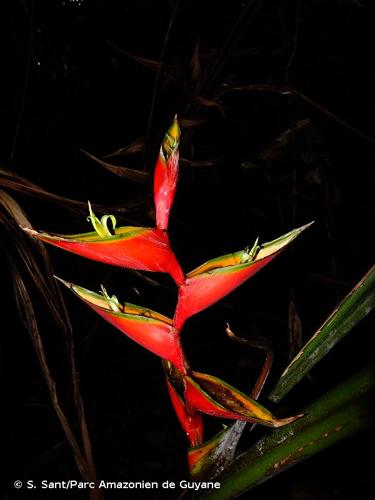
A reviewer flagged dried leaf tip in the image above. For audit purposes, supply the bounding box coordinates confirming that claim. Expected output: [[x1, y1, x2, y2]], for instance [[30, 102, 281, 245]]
[[298, 221, 315, 232], [53, 275, 73, 289], [271, 413, 304, 428], [21, 226, 39, 236]]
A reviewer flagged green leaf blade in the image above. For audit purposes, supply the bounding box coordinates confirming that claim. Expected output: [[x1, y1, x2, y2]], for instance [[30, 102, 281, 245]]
[[269, 266, 375, 403]]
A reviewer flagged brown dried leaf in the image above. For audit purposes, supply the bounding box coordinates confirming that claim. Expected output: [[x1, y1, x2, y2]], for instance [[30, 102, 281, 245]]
[[0, 189, 32, 228], [0, 167, 87, 212], [102, 137, 145, 159], [191, 96, 224, 114], [11, 268, 89, 480], [179, 117, 208, 128], [1, 192, 100, 494], [107, 40, 180, 78], [0, 189, 71, 333], [190, 41, 202, 86], [81, 150, 150, 183], [256, 119, 311, 163], [288, 294, 303, 361], [0, 167, 136, 214], [180, 158, 220, 168]]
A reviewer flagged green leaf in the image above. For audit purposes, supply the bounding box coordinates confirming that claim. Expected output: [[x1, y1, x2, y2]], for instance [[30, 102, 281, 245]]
[[197, 364, 375, 499], [269, 265, 375, 403]]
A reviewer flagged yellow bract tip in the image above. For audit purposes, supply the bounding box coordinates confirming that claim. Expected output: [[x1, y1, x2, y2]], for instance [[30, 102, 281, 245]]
[[168, 116, 180, 141], [162, 116, 180, 159]]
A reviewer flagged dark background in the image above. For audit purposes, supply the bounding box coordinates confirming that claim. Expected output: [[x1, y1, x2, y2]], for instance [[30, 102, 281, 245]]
[[1, 0, 374, 499]]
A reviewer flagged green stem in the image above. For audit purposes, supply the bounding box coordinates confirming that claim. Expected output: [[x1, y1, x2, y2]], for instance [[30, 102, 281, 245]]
[[198, 364, 374, 499]]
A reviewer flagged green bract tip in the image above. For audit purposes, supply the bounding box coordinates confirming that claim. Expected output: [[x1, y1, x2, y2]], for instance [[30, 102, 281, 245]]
[[87, 201, 117, 238]]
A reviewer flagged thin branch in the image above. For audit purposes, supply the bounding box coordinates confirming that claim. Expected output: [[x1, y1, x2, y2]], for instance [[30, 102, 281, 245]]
[[12, 270, 103, 500], [221, 84, 375, 146], [225, 323, 273, 399], [12, 269, 88, 478], [203, 323, 274, 478], [200, 0, 264, 93], [1, 193, 102, 499], [144, 0, 181, 154], [10, 0, 34, 165]]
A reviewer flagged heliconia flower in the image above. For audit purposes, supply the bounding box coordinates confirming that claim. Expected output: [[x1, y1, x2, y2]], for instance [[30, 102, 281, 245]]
[[185, 371, 303, 427], [56, 278, 188, 373], [23, 203, 185, 285], [174, 223, 313, 329], [163, 361, 204, 447], [153, 116, 180, 231]]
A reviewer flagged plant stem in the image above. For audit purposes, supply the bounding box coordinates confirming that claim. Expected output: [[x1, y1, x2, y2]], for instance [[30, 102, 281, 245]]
[[197, 364, 374, 499]]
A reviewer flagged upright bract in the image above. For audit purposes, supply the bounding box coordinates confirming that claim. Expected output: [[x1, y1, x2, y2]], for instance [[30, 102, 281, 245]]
[[154, 116, 180, 231], [24, 117, 312, 478]]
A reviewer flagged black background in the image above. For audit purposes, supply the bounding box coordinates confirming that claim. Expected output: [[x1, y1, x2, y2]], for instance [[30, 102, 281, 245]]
[[1, 1, 374, 499]]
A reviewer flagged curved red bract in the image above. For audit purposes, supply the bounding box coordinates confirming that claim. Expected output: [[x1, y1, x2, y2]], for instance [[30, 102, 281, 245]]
[[87, 302, 187, 373], [166, 379, 204, 447], [185, 376, 244, 421], [28, 227, 185, 285], [174, 254, 276, 329]]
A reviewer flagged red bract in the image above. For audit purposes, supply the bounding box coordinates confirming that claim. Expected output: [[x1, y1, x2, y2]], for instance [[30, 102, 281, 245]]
[[164, 361, 204, 447], [57, 279, 188, 373], [174, 223, 313, 329], [154, 116, 180, 231], [24, 226, 185, 285], [185, 371, 302, 427]]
